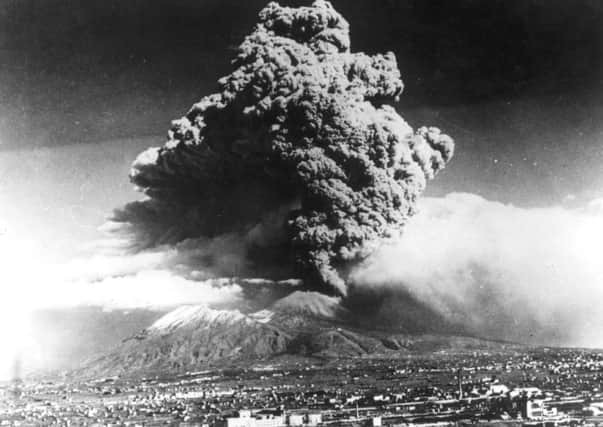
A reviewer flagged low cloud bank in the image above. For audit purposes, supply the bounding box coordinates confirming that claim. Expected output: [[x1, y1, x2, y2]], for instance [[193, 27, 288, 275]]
[[351, 193, 603, 347]]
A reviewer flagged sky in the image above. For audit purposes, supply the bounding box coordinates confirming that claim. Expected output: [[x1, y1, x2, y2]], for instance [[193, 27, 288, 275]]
[[0, 0, 602, 372], [1, 0, 602, 205]]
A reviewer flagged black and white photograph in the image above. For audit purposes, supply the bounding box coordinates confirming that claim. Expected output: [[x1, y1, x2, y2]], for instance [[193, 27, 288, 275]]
[[0, 0, 602, 425]]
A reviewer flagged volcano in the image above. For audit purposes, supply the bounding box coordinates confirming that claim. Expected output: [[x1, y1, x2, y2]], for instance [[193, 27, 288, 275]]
[[80, 291, 520, 378]]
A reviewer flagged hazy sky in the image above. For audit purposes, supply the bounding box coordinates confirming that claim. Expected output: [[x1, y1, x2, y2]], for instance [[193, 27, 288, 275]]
[[0, 0, 602, 355]]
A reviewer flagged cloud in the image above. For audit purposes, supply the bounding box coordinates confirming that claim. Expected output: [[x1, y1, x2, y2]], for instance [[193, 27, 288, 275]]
[[0, 228, 249, 312], [3, 189, 602, 349], [350, 193, 603, 347], [50, 270, 244, 310], [114, 0, 453, 296]]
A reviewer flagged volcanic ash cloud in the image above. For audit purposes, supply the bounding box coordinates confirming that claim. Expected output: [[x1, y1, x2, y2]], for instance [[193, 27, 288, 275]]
[[114, 0, 454, 296]]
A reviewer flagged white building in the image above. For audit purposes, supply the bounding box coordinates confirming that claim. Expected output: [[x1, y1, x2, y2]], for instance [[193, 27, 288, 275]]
[[522, 399, 558, 420], [371, 416, 382, 427], [307, 413, 322, 426], [288, 414, 304, 426], [222, 411, 285, 427], [487, 384, 509, 396]]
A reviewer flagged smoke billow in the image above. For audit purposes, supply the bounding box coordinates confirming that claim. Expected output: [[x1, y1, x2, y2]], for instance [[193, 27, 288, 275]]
[[113, 0, 453, 295], [350, 193, 603, 347]]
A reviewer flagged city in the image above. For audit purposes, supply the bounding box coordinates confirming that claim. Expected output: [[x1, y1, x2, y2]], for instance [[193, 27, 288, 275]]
[[1, 347, 602, 426]]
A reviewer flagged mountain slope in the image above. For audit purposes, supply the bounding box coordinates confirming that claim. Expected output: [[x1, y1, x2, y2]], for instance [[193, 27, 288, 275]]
[[86, 306, 290, 376], [81, 292, 521, 377]]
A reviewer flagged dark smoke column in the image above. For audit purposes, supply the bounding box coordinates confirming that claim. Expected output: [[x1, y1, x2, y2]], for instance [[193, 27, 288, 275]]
[[126, 0, 454, 296]]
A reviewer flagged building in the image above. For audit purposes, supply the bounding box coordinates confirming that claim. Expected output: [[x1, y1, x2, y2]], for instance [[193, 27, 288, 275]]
[[287, 414, 304, 426], [370, 416, 382, 427], [220, 410, 285, 427], [521, 400, 559, 420], [307, 413, 322, 426], [487, 384, 509, 396]]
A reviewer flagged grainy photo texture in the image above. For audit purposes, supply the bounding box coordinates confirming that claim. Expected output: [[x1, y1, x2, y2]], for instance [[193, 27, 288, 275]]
[[0, 0, 602, 425]]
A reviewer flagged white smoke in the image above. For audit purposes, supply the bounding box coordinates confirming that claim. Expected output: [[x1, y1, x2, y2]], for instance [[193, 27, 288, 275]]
[[351, 192, 603, 348]]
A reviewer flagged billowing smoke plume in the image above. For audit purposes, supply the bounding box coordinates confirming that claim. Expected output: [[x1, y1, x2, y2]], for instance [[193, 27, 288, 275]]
[[114, 0, 453, 295], [350, 193, 603, 347]]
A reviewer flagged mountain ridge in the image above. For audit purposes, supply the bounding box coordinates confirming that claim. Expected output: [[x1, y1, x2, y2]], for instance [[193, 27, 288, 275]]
[[79, 292, 523, 378]]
